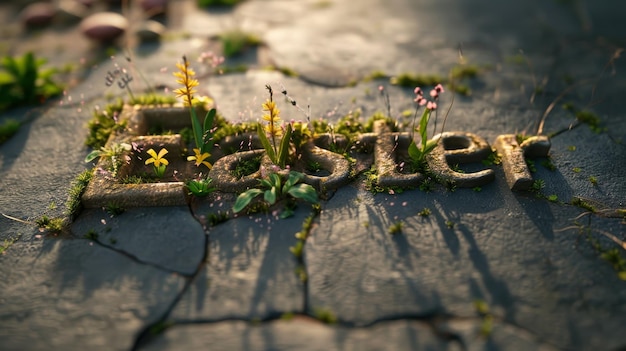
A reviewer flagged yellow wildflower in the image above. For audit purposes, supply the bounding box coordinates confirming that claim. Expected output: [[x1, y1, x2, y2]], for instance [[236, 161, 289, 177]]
[[262, 99, 282, 138], [173, 56, 199, 107], [187, 148, 212, 169], [145, 148, 169, 167]]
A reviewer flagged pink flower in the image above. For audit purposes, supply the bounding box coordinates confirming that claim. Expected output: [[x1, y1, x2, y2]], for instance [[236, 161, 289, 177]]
[[427, 101, 437, 110], [430, 89, 438, 98], [378, 85, 384, 92], [414, 96, 427, 106], [435, 83, 444, 93], [414, 87, 423, 96]]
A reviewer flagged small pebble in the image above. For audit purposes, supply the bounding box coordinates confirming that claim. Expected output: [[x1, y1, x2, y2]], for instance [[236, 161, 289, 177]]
[[80, 12, 128, 43], [20, 2, 56, 28]]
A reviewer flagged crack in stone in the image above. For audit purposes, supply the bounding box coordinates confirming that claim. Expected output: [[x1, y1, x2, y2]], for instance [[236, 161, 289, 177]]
[[85, 238, 196, 277], [129, 202, 210, 351]]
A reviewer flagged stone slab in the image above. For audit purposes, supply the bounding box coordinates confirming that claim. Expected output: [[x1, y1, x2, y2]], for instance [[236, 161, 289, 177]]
[[140, 318, 456, 351], [71, 206, 206, 276], [305, 179, 626, 350], [0, 238, 186, 351], [169, 208, 310, 321]]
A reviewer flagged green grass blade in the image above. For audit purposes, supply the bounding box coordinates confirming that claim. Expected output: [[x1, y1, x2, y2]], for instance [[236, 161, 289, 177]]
[[277, 124, 292, 168], [257, 124, 277, 164]]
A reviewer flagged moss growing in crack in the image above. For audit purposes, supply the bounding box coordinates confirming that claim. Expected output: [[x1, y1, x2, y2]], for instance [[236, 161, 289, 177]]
[[65, 169, 93, 219], [390, 73, 443, 88], [388, 221, 403, 235], [576, 110, 604, 133], [105, 201, 125, 216], [313, 308, 337, 324], [35, 215, 65, 235], [418, 208, 431, 217], [207, 211, 229, 227], [290, 240, 304, 259], [85, 98, 126, 149], [84, 229, 99, 240], [149, 321, 173, 335], [571, 197, 596, 213], [232, 155, 262, 179], [474, 299, 493, 337], [0, 236, 19, 255], [219, 30, 262, 58]]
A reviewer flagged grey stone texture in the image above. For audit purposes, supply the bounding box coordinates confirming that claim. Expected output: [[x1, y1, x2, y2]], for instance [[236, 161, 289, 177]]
[[1, 0, 625, 350]]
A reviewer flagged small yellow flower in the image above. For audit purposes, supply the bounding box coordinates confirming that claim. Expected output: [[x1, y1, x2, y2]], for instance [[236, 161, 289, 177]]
[[262, 99, 282, 137], [187, 148, 212, 169], [145, 148, 169, 167], [173, 56, 199, 107]]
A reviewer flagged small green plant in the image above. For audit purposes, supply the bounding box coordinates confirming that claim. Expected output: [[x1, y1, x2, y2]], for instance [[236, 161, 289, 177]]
[[207, 211, 229, 227], [526, 158, 537, 173], [482, 151, 502, 166], [589, 176, 598, 186], [473, 186, 482, 192], [567, 145, 576, 151], [85, 142, 131, 176], [219, 30, 261, 57], [445, 220, 455, 229], [419, 177, 434, 192], [418, 208, 431, 217], [0, 236, 19, 255], [289, 240, 304, 258], [258, 85, 293, 168], [388, 221, 403, 234], [104, 202, 125, 216], [233, 171, 318, 214], [407, 85, 445, 170], [84, 229, 99, 240], [0, 119, 20, 144], [547, 194, 559, 203], [573, 167, 581, 173], [0, 52, 63, 111], [85, 99, 126, 149], [314, 308, 337, 324], [531, 179, 545, 193], [571, 197, 596, 213], [186, 177, 217, 197], [232, 155, 262, 179], [474, 299, 493, 337], [144, 148, 169, 178], [36, 215, 65, 234]]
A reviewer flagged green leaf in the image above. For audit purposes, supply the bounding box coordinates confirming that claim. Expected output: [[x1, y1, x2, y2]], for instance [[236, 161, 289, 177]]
[[277, 124, 292, 168], [201, 108, 216, 154], [190, 107, 203, 151], [408, 141, 422, 162], [259, 178, 273, 189], [287, 183, 318, 203], [269, 173, 282, 190], [233, 188, 263, 213], [423, 139, 438, 155], [264, 187, 277, 204], [419, 108, 430, 150], [85, 150, 102, 162], [257, 124, 277, 164], [283, 171, 303, 192]]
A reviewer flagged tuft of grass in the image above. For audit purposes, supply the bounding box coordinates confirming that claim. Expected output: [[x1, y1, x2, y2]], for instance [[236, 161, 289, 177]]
[[219, 30, 262, 58], [390, 73, 443, 88], [418, 208, 431, 217], [588, 176, 598, 186], [104, 201, 125, 216], [445, 220, 455, 229], [571, 197, 596, 213], [84, 229, 99, 240], [547, 194, 559, 203], [388, 221, 403, 235], [207, 211, 229, 227], [85, 98, 126, 149], [576, 110, 604, 133], [36, 215, 65, 234], [0, 236, 19, 255], [232, 155, 262, 179], [0, 119, 20, 144], [314, 308, 337, 324], [65, 169, 93, 219]]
